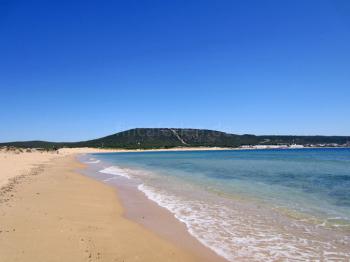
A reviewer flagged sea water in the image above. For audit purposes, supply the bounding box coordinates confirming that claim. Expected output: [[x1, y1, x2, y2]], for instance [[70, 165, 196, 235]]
[[86, 149, 350, 261]]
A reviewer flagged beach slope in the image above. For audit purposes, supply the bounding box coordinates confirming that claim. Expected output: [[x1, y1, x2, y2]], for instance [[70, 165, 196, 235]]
[[0, 151, 198, 262]]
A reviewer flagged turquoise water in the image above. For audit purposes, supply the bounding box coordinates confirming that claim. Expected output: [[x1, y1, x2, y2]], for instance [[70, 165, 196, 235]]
[[89, 149, 350, 261]]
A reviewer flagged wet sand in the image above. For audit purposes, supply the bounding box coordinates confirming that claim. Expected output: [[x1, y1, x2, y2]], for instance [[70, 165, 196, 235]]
[[80, 159, 227, 262], [0, 153, 205, 262], [78, 151, 350, 261]]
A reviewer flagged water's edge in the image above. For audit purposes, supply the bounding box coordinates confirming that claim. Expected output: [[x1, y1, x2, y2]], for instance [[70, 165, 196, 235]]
[[78, 150, 350, 261], [77, 154, 228, 262]]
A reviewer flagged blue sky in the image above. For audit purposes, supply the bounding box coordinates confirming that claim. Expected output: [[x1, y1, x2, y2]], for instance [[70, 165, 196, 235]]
[[1, 0, 350, 142]]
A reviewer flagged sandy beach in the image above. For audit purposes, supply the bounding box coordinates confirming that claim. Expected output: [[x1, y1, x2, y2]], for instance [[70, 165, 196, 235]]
[[0, 148, 216, 262], [1, 146, 226, 188], [2, 0, 348, 260]]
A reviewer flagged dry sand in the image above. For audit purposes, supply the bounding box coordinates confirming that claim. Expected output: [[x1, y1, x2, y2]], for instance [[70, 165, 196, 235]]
[[0, 149, 56, 188], [0, 146, 232, 189], [0, 148, 202, 262]]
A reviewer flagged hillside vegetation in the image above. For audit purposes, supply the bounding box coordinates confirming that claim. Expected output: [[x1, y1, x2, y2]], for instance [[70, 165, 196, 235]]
[[1, 128, 349, 149]]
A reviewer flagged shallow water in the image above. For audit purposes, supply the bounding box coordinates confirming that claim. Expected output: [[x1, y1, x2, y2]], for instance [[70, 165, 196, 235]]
[[86, 149, 350, 261]]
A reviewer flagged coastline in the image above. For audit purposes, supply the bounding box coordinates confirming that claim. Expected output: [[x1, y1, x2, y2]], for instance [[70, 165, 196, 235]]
[[82, 149, 350, 261], [0, 150, 213, 262], [58, 146, 349, 155], [58, 147, 236, 154], [2, 147, 349, 261], [79, 154, 227, 262]]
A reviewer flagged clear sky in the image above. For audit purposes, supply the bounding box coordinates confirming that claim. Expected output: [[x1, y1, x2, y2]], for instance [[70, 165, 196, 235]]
[[1, 0, 350, 142]]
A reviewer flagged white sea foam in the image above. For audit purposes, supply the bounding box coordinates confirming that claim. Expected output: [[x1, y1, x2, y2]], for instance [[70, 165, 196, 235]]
[[86, 160, 101, 164], [99, 166, 131, 179], [138, 183, 350, 262], [90, 151, 350, 261], [102, 177, 119, 182]]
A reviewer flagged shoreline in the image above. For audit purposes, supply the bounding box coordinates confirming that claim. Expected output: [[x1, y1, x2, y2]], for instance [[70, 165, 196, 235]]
[[81, 149, 350, 261], [79, 154, 227, 262], [2, 147, 349, 261], [58, 146, 349, 155], [58, 147, 236, 154], [0, 150, 206, 261]]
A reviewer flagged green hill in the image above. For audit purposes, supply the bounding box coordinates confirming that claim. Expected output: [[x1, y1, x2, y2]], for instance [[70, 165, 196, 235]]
[[1, 128, 349, 149]]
